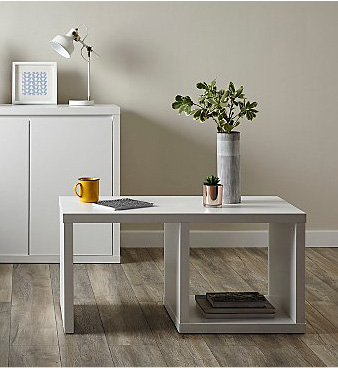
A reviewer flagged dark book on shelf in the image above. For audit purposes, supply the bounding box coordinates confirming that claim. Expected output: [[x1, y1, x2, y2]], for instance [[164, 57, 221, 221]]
[[206, 291, 267, 308], [195, 295, 275, 319]]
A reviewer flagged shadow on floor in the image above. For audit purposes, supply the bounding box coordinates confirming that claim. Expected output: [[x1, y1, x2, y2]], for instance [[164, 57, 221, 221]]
[[73, 302, 173, 335]]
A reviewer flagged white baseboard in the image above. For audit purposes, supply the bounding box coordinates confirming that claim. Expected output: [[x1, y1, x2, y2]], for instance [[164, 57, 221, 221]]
[[304, 231, 338, 247], [121, 230, 338, 248], [0, 255, 120, 264]]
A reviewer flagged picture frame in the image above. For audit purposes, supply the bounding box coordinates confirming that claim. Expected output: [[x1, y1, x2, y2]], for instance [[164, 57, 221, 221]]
[[12, 62, 57, 104]]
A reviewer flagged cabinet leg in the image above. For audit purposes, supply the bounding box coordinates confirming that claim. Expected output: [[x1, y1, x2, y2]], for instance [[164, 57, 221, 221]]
[[60, 216, 74, 333], [268, 223, 305, 323], [164, 223, 190, 326]]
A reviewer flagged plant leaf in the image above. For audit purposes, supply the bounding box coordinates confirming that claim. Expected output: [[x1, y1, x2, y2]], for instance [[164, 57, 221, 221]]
[[196, 82, 206, 89], [236, 86, 243, 97], [178, 105, 186, 114], [172, 101, 181, 109]]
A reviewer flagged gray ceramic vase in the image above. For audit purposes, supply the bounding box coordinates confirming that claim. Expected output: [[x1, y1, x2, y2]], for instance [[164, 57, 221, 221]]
[[217, 131, 241, 204]]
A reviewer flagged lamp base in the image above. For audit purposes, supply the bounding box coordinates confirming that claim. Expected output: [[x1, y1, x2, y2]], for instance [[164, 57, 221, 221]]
[[69, 100, 94, 106]]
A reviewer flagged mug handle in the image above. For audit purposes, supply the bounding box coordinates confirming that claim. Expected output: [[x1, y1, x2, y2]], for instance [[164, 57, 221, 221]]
[[73, 183, 82, 197]]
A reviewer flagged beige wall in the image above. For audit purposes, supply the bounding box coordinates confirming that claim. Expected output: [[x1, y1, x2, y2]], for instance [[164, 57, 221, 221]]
[[0, 1, 337, 230]]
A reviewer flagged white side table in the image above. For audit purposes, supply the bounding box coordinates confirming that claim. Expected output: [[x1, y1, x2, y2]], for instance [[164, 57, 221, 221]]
[[59, 196, 306, 334]]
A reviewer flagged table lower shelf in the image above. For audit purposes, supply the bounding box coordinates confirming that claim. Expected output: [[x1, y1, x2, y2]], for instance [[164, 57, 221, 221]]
[[164, 295, 306, 334]]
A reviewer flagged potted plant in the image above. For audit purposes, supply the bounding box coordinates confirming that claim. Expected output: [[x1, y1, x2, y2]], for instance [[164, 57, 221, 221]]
[[172, 80, 258, 204], [202, 175, 223, 207]]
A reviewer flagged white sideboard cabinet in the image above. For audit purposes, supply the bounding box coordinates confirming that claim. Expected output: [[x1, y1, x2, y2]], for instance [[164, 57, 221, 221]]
[[0, 105, 120, 263]]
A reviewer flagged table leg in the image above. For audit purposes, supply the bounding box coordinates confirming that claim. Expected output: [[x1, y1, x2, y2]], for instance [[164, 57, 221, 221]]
[[268, 222, 305, 323], [60, 212, 74, 333], [163, 223, 190, 331]]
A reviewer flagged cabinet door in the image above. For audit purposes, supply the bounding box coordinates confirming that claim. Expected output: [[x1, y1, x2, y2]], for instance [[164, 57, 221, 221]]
[[30, 116, 113, 256], [0, 118, 29, 255]]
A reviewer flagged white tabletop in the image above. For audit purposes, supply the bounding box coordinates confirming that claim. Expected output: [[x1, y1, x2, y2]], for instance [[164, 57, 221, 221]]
[[59, 196, 306, 224]]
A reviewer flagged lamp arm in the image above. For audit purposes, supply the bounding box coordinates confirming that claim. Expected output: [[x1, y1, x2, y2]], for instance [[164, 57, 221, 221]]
[[77, 41, 94, 102], [77, 39, 100, 59], [77, 24, 89, 42], [70, 25, 99, 102], [72, 26, 99, 58]]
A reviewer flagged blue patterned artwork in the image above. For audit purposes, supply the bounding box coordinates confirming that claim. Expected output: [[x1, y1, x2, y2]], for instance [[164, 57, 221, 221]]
[[21, 71, 48, 96]]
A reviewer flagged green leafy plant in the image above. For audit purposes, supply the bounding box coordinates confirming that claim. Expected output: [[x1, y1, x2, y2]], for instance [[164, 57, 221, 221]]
[[204, 175, 221, 186], [172, 80, 258, 133]]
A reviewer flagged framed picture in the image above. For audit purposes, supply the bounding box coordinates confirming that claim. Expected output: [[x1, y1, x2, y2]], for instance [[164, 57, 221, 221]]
[[12, 62, 57, 104]]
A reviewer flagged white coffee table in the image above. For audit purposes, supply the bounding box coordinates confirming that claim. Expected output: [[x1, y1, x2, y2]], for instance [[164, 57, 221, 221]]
[[59, 196, 306, 334]]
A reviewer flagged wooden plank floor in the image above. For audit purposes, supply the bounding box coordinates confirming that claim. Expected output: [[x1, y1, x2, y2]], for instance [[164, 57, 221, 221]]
[[1, 248, 338, 367]]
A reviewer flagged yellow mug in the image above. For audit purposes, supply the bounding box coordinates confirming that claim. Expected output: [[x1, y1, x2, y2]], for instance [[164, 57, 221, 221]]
[[73, 177, 100, 203]]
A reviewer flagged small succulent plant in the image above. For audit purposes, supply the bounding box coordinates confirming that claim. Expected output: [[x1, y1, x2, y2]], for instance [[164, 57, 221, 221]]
[[204, 175, 221, 186]]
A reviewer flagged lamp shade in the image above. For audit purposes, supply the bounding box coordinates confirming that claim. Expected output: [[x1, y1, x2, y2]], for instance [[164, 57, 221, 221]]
[[50, 32, 75, 58]]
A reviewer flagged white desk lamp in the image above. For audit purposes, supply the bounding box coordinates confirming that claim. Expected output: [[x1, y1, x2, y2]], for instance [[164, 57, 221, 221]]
[[50, 26, 98, 106]]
